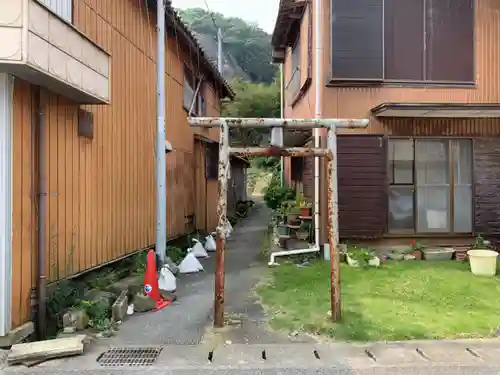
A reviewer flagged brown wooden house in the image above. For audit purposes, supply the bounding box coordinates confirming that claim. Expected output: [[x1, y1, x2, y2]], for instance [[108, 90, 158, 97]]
[[272, 0, 500, 246], [0, 0, 233, 344]]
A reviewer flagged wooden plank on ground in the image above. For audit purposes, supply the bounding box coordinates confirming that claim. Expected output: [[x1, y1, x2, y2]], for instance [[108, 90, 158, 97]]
[[7, 335, 89, 365]]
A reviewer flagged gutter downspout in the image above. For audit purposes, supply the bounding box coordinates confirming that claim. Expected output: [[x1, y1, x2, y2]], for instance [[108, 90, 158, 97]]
[[267, 1, 323, 266], [36, 87, 47, 340], [0, 74, 13, 339], [313, 0, 322, 251]]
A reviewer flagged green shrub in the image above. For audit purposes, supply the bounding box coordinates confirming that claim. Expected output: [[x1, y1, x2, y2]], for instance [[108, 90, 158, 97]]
[[264, 180, 295, 210]]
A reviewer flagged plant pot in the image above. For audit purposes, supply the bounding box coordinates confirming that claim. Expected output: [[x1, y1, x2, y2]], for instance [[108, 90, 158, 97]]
[[346, 254, 380, 267], [455, 250, 468, 261], [390, 245, 411, 255], [467, 249, 498, 276], [387, 252, 404, 261], [422, 247, 454, 261], [295, 231, 309, 241], [278, 236, 290, 249], [411, 249, 422, 260], [299, 207, 311, 217], [286, 213, 299, 224], [346, 254, 359, 267]]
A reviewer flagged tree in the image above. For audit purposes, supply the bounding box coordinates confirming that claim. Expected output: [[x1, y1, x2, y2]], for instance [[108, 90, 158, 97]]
[[222, 75, 280, 146], [178, 8, 278, 84], [222, 77, 280, 118]]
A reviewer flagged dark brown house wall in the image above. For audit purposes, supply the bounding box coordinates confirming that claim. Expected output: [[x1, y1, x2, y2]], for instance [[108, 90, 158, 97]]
[[336, 135, 387, 239], [474, 139, 500, 243], [227, 158, 248, 216]]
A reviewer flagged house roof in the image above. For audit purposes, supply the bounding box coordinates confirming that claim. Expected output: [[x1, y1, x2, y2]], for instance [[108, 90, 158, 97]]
[[271, 0, 307, 63], [371, 102, 500, 118], [146, 0, 234, 99]]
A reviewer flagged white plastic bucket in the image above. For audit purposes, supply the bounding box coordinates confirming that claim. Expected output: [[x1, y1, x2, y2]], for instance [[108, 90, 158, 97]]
[[467, 249, 498, 276]]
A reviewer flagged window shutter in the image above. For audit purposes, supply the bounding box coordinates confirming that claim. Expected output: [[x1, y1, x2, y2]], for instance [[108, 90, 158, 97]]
[[425, 0, 474, 82], [384, 0, 424, 80], [331, 0, 384, 81]]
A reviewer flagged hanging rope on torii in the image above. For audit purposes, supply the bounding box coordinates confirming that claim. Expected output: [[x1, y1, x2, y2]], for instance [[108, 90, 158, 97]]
[[188, 117, 369, 328]]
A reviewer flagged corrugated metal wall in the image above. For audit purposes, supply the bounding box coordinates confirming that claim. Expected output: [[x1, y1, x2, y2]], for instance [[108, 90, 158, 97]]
[[10, 0, 221, 330], [11, 80, 36, 333]]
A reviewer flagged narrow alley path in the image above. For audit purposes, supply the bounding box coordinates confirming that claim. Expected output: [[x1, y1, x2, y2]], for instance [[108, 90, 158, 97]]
[[103, 199, 277, 347], [90, 198, 301, 351]]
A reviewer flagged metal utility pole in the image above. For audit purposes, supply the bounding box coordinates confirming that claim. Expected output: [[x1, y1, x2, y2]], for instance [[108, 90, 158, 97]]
[[155, 0, 167, 264], [217, 28, 223, 74], [280, 64, 284, 187]]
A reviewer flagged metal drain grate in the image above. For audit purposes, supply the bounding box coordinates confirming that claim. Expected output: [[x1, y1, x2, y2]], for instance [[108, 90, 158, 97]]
[[97, 347, 162, 367]]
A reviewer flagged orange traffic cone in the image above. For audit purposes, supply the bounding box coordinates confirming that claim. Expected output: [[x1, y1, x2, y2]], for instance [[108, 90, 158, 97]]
[[144, 250, 171, 311]]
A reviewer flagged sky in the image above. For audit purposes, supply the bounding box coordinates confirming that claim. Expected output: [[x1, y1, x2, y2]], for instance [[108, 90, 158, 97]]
[[171, 0, 280, 34]]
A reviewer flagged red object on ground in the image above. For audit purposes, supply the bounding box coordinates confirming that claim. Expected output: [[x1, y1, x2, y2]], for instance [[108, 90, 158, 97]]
[[144, 249, 171, 312]]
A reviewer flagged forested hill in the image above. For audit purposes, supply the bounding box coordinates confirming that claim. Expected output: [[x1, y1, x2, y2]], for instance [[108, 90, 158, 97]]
[[177, 8, 278, 84]]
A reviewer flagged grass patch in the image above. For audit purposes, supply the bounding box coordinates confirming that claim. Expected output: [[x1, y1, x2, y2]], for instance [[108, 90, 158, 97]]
[[257, 260, 500, 341]]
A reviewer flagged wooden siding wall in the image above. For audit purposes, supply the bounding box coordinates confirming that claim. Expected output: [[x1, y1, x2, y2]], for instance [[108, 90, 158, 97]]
[[194, 140, 207, 231], [473, 139, 500, 243], [10, 0, 221, 330], [11, 81, 37, 332]]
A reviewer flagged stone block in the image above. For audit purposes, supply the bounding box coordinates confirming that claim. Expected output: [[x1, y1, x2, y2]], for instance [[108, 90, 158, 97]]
[[133, 293, 156, 312], [62, 308, 89, 331], [0, 322, 34, 348], [111, 290, 129, 322], [83, 289, 116, 309], [105, 275, 143, 296]]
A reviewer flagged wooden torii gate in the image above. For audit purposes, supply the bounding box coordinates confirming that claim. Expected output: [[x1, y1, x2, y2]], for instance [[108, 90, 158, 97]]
[[188, 117, 368, 327]]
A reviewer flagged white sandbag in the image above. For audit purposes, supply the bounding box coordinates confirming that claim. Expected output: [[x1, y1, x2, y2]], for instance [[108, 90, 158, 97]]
[[158, 265, 176, 292], [192, 239, 209, 258], [205, 234, 216, 252], [223, 220, 233, 238], [179, 250, 204, 273], [127, 304, 134, 315]]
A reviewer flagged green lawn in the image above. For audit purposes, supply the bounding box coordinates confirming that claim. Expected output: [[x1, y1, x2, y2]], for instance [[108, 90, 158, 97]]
[[256, 261, 500, 341]]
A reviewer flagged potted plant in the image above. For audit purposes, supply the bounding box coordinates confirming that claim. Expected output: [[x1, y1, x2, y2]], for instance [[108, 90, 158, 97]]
[[299, 202, 312, 217], [346, 246, 380, 268], [296, 192, 312, 217], [387, 245, 408, 261], [455, 248, 468, 261], [280, 201, 299, 225], [295, 222, 310, 241], [409, 241, 423, 260]]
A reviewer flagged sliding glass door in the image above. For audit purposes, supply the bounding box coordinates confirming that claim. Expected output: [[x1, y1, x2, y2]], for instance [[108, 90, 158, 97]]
[[415, 140, 450, 232], [388, 139, 414, 233], [452, 140, 473, 233], [387, 138, 472, 234]]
